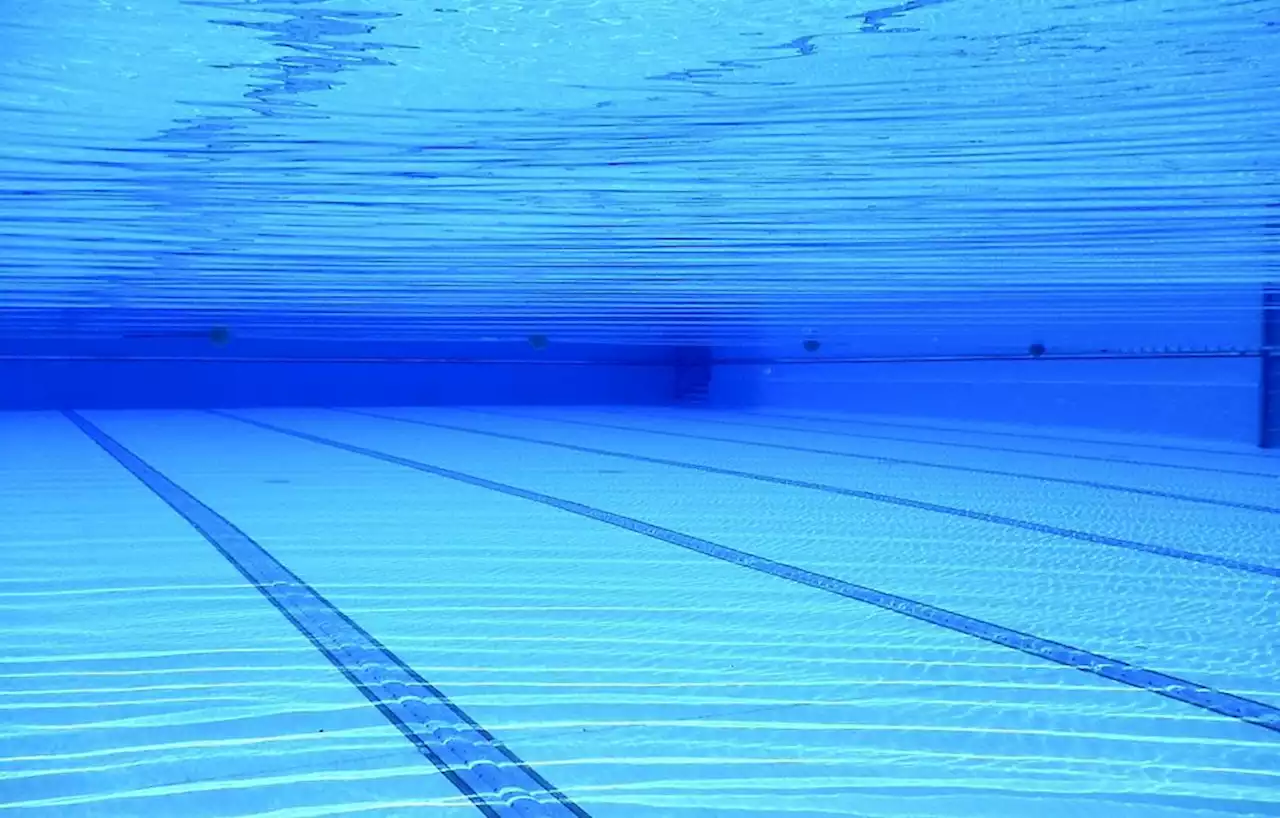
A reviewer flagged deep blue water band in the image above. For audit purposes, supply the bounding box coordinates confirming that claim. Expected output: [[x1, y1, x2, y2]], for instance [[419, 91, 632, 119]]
[[64, 410, 592, 818], [215, 410, 1280, 736], [341, 408, 1280, 581]]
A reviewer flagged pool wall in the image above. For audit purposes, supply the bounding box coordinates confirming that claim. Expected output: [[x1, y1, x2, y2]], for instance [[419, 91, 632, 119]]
[[1, 285, 1272, 443], [710, 356, 1259, 442], [0, 337, 680, 409], [709, 285, 1269, 444]]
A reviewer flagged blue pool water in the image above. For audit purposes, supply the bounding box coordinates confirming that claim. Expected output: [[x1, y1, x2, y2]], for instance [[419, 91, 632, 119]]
[[2, 0, 1280, 816], [2, 0, 1277, 344]]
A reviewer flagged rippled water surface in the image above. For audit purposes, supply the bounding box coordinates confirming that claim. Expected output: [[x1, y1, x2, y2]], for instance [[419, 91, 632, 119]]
[[1, 0, 1277, 343]]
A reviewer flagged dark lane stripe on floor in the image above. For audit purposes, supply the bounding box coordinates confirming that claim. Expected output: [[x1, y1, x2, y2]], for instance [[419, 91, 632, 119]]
[[215, 410, 1280, 736], [333, 408, 1280, 581], [64, 411, 592, 818], [749, 410, 1280, 461], [457, 409, 1280, 515], [721, 411, 1280, 480]]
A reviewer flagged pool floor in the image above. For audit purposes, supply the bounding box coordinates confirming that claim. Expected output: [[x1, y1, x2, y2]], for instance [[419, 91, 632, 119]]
[[2, 406, 1278, 817]]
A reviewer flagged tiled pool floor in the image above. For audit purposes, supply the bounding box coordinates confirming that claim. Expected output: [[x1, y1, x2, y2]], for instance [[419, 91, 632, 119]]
[[2, 407, 1278, 817]]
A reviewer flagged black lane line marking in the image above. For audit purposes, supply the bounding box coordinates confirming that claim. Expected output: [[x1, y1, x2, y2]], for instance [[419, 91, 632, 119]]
[[210, 409, 1280, 736], [335, 407, 1280, 581], [64, 411, 591, 818], [724, 411, 1280, 480], [456, 408, 1280, 516], [747, 409, 1280, 460]]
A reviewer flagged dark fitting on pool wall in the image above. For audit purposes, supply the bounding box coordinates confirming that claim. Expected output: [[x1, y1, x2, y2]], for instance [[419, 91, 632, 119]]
[[1029, 342, 1046, 357], [803, 339, 821, 352], [528, 334, 549, 349], [210, 326, 231, 345]]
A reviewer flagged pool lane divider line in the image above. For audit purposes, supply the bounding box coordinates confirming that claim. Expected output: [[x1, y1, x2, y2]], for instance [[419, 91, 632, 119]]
[[338, 407, 1280, 581], [210, 409, 1280, 736], [63, 410, 592, 818], [456, 408, 1280, 515], [745, 410, 1280, 462], [727, 411, 1280, 480]]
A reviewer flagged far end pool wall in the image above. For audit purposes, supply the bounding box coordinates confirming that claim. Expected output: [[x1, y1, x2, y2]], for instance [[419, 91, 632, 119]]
[[0, 337, 682, 410], [709, 287, 1265, 444], [711, 357, 1259, 443]]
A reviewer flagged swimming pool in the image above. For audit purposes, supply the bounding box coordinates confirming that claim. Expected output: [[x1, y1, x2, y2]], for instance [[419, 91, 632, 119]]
[[3, 406, 1278, 816], [3, 0, 1280, 814]]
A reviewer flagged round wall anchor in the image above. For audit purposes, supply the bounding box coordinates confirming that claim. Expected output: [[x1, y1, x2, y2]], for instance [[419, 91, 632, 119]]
[[803, 339, 821, 353], [1028, 342, 1046, 358]]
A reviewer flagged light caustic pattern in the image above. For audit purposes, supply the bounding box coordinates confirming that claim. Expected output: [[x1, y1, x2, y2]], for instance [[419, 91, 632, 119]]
[[0, 0, 1277, 343], [2, 407, 1279, 817]]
